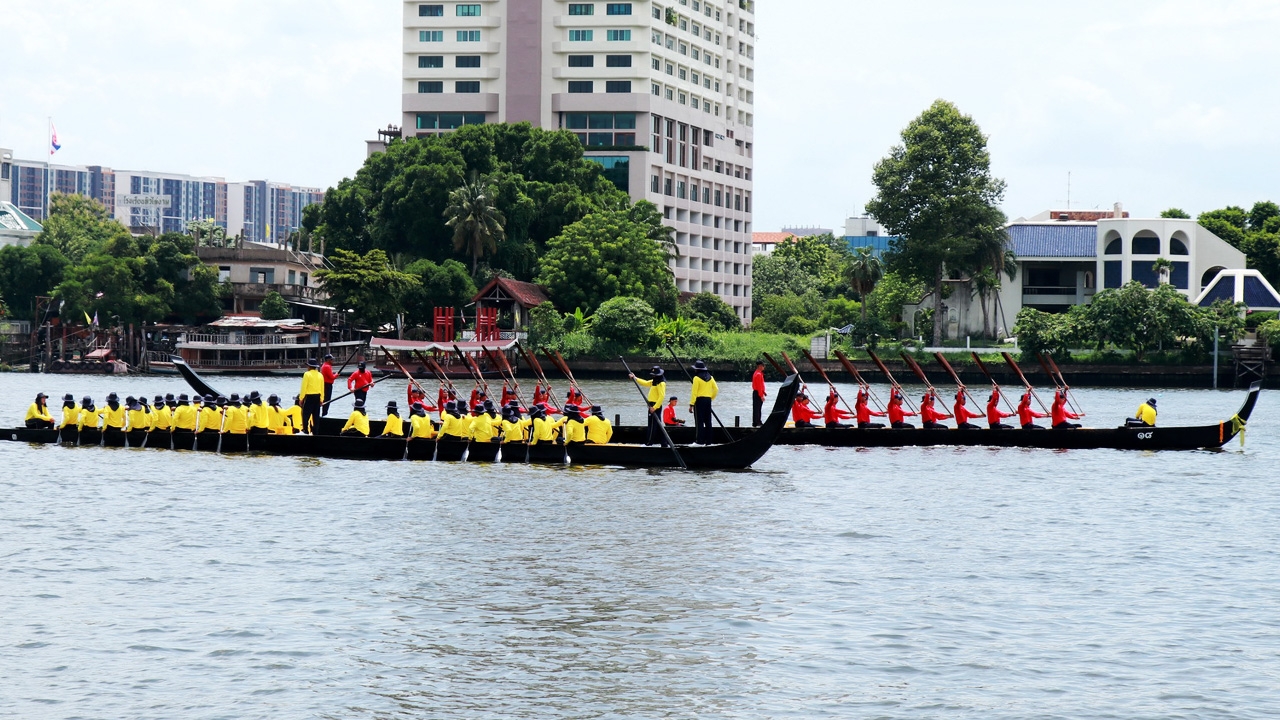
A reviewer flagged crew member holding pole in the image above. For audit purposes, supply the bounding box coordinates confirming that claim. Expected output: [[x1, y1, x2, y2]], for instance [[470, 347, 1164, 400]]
[[689, 360, 718, 444], [751, 360, 767, 427], [629, 366, 668, 445]]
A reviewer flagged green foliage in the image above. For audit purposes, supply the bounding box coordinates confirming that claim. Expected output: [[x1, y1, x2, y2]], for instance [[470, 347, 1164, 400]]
[[401, 258, 476, 326], [682, 291, 740, 331], [528, 301, 566, 348], [0, 243, 68, 318], [590, 296, 656, 350], [865, 271, 927, 332], [867, 99, 1008, 345], [187, 218, 230, 248], [846, 245, 884, 322], [819, 297, 862, 330], [563, 306, 592, 332], [315, 248, 420, 329], [1258, 319, 1280, 352], [444, 175, 506, 274], [750, 290, 823, 334], [750, 253, 818, 315], [34, 194, 133, 264], [1245, 310, 1278, 330], [1013, 307, 1080, 359], [655, 314, 710, 346], [259, 291, 290, 320], [772, 233, 852, 296], [1160, 208, 1191, 219], [535, 210, 678, 316]]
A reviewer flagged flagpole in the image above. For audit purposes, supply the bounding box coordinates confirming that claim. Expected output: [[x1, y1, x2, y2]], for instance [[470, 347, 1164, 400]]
[[46, 116, 51, 221]]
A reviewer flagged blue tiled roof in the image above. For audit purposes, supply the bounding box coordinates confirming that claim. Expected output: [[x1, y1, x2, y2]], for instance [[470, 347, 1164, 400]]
[[1198, 276, 1235, 306], [1007, 224, 1097, 258], [1244, 276, 1280, 309]]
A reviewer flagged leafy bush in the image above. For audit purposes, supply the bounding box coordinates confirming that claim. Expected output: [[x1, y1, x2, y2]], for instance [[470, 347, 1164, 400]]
[[655, 315, 710, 346], [259, 291, 290, 320], [591, 296, 656, 349], [751, 290, 823, 334], [528, 301, 565, 348], [682, 292, 741, 332]]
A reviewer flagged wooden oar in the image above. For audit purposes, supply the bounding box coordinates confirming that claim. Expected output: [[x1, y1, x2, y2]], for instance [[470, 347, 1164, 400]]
[[452, 344, 488, 397], [934, 353, 981, 408], [1043, 352, 1086, 417], [900, 352, 937, 394], [762, 352, 787, 379], [833, 349, 886, 412], [665, 344, 733, 442], [543, 348, 591, 408], [1001, 352, 1051, 414], [324, 370, 398, 407], [867, 349, 919, 412], [485, 347, 534, 460], [516, 341, 561, 411], [386, 349, 429, 399], [971, 352, 1017, 415], [801, 349, 857, 421], [621, 356, 685, 469]]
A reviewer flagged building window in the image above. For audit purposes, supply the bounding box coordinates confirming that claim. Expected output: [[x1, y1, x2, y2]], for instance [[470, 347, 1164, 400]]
[[455, 81, 481, 93], [218, 266, 231, 282], [664, 178, 674, 196], [419, 4, 443, 16], [416, 113, 486, 129], [456, 55, 481, 67], [651, 57, 661, 70], [568, 55, 594, 67], [456, 4, 481, 16], [569, 29, 594, 41], [606, 54, 632, 67], [607, 29, 632, 41], [1132, 234, 1160, 255], [1132, 261, 1159, 288], [1170, 236, 1190, 255], [419, 55, 444, 68], [457, 30, 481, 42], [652, 82, 661, 96], [605, 80, 632, 93], [418, 81, 444, 93], [568, 3, 595, 14], [606, 3, 632, 14], [419, 30, 443, 42], [568, 81, 594, 93], [652, 175, 660, 193]]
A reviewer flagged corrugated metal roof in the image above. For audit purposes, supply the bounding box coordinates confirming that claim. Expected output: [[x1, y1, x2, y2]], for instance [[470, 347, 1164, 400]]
[[1007, 223, 1098, 258]]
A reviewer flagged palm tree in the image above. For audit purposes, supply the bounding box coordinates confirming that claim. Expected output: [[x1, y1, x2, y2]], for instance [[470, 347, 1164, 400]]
[[628, 200, 679, 260], [847, 246, 884, 323], [444, 176, 506, 275], [1152, 257, 1174, 285]]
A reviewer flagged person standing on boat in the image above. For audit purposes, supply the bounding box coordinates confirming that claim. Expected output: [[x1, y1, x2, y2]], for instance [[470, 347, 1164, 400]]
[[585, 404, 613, 444], [300, 358, 324, 434], [987, 389, 1015, 429], [24, 393, 54, 429], [380, 401, 404, 438], [791, 392, 820, 428], [1051, 390, 1083, 429], [887, 390, 917, 429], [629, 366, 668, 445], [59, 394, 79, 432], [348, 361, 374, 407], [953, 390, 982, 430], [1017, 391, 1048, 430], [1127, 398, 1157, 427], [341, 398, 370, 437], [823, 389, 854, 428], [320, 353, 337, 416], [751, 360, 767, 427], [689, 360, 719, 444], [855, 388, 887, 429]]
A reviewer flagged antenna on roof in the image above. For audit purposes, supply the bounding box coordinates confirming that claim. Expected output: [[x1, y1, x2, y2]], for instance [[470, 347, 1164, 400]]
[[1067, 171, 1071, 210]]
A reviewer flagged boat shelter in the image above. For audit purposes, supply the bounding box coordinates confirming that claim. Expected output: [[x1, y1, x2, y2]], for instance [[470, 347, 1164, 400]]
[[471, 277, 551, 332]]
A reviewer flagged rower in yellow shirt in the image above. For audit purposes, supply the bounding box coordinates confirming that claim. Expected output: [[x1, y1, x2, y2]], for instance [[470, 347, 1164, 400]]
[[172, 394, 198, 431], [58, 394, 79, 430], [469, 400, 501, 443], [530, 404, 567, 445], [246, 391, 271, 435], [98, 393, 127, 431], [151, 395, 173, 432], [439, 401, 470, 440], [409, 402, 437, 439], [380, 401, 405, 438], [77, 396, 99, 431], [500, 401, 531, 442], [584, 403, 613, 444], [562, 403, 588, 444], [341, 398, 370, 436], [280, 395, 303, 435], [221, 394, 249, 435]]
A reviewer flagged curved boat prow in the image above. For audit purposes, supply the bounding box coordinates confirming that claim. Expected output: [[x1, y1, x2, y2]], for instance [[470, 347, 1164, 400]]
[[1236, 381, 1263, 424], [172, 355, 224, 399]]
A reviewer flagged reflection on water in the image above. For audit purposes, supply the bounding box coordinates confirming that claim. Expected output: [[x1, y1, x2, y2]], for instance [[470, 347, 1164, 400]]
[[0, 373, 1277, 719]]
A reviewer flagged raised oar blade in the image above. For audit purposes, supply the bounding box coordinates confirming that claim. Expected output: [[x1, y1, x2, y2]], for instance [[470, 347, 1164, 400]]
[[762, 352, 787, 378]]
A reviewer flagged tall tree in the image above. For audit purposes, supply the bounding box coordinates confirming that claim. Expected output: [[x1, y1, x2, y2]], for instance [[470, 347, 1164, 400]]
[[846, 246, 884, 323], [535, 210, 677, 316], [315, 248, 420, 329], [866, 100, 1008, 345], [444, 175, 507, 274]]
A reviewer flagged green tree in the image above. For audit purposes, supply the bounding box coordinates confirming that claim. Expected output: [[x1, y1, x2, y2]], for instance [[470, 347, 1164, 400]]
[[0, 244, 68, 319], [444, 175, 507, 274], [846, 246, 884, 323], [1197, 206, 1249, 249], [1160, 208, 1191, 219], [315, 248, 420, 329], [751, 253, 818, 316], [772, 233, 853, 298], [34, 193, 133, 263], [535, 210, 678, 316], [867, 99, 1008, 345], [1249, 201, 1280, 232], [401, 258, 477, 326], [865, 271, 927, 334], [187, 218, 229, 248], [590, 296, 657, 350], [528, 301, 566, 348], [626, 200, 678, 259], [683, 291, 740, 331], [751, 290, 823, 334], [259, 291, 290, 320]]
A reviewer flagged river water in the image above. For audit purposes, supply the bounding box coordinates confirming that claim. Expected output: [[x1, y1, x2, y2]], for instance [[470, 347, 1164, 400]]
[[2, 372, 1278, 719]]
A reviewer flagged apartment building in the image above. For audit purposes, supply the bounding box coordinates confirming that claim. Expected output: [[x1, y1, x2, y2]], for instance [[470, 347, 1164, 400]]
[[401, 0, 757, 321]]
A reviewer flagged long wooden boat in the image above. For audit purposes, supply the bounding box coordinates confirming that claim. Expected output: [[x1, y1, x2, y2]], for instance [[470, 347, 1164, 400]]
[[2, 373, 800, 469], [604, 382, 1261, 451]]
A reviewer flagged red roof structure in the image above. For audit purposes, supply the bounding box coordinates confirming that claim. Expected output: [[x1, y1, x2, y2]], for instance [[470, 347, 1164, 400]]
[[471, 277, 550, 309]]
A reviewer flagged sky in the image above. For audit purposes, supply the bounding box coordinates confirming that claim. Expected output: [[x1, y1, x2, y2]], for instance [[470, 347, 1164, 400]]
[[3, 0, 1278, 232]]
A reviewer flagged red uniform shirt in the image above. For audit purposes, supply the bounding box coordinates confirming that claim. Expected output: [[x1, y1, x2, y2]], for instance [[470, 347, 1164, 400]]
[[823, 394, 853, 424], [987, 394, 1013, 424], [792, 398, 820, 424], [954, 397, 982, 424], [347, 369, 373, 392], [855, 391, 886, 424], [888, 397, 916, 425], [662, 404, 683, 425], [751, 368, 767, 399], [1051, 394, 1081, 425], [321, 362, 337, 384], [1017, 395, 1047, 426], [501, 386, 517, 407]]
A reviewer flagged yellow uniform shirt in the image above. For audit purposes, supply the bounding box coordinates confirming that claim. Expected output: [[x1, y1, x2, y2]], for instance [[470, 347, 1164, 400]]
[[584, 416, 613, 444], [198, 406, 221, 432], [341, 410, 370, 436], [564, 418, 587, 443], [501, 418, 531, 442], [470, 414, 500, 442], [440, 413, 469, 439], [172, 405, 197, 431], [410, 414, 437, 439], [247, 403, 271, 430], [282, 405, 302, 434], [25, 402, 53, 423], [98, 404, 127, 430], [78, 407, 99, 430], [59, 404, 79, 429], [223, 406, 248, 434], [127, 408, 150, 431], [152, 406, 172, 431], [300, 368, 323, 397], [1134, 403, 1157, 427], [634, 378, 666, 407], [691, 375, 719, 403], [531, 416, 566, 444], [381, 413, 404, 437]]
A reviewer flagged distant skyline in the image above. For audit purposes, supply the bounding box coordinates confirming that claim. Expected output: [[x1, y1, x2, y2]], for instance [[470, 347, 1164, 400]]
[[4, 1, 1278, 231]]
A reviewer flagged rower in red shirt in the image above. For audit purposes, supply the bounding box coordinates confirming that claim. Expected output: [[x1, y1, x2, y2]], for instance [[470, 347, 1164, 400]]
[[888, 390, 917, 429], [855, 387, 887, 429], [823, 389, 853, 428], [532, 384, 549, 406], [1050, 389, 1082, 429], [920, 389, 953, 429], [953, 389, 982, 430], [791, 391, 821, 428], [987, 389, 1014, 429], [500, 382, 518, 408], [1017, 391, 1048, 430]]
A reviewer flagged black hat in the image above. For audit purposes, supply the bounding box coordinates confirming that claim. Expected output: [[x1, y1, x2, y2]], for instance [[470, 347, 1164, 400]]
[[108, 392, 119, 402], [216, 396, 226, 407], [354, 398, 365, 410], [650, 366, 664, 378], [139, 397, 150, 406], [308, 358, 319, 367], [411, 402, 426, 415], [506, 400, 519, 408], [324, 353, 334, 360], [358, 361, 366, 369], [178, 393, 189, 403], [592, 405, 602, 413], [36, 392, 48, 400], [692, 360, 707, 371], [564, 403, 579, 413], [268, 394, 280, 405], [229, 393, 240, 404], [154, 395, 164, 404], [477, 389, 486, 397], [165, 393, 175, 402], [1147, 398, 1157, 408], [63, 393, 74, 402], [204, 394, 215, 404], [386, 401, 399, 412], [125, 395, 136, 404], [483, 399, 495, 412]]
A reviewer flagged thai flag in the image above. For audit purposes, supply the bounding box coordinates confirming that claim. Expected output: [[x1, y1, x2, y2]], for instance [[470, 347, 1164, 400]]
[[50, 123, 61, 156]]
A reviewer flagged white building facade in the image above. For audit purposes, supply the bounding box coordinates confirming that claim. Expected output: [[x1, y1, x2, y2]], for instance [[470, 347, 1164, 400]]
[[401, 0, 757, 320]]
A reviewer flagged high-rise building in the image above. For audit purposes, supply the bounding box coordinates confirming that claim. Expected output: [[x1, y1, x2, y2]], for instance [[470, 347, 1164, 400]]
[[401, 0, 757, 321]]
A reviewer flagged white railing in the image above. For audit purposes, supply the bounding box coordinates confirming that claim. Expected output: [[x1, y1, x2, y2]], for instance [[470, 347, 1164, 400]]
[[182, 333, 306, 347]]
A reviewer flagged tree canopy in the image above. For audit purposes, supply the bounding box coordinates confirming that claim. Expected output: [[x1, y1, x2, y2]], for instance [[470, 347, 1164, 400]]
[[1195, 201, 1280, 288], [867, 99, 1008, 345], [315, 248, 420, 329]]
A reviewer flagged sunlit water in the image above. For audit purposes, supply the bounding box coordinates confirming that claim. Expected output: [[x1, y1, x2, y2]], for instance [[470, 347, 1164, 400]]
[[2, 371, 1278, 719]]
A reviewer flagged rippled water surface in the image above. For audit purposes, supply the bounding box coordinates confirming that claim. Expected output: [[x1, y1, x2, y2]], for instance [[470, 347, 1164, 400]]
[[3, 372, 1279, 719]]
